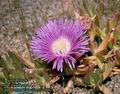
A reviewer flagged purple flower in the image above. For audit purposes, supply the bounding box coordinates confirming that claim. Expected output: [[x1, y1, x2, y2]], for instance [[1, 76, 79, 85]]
[[30, 19, 89, 72]]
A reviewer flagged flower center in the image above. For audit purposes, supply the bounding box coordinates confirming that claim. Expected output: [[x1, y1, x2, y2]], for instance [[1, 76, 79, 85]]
[[52, 37, 70, 55]]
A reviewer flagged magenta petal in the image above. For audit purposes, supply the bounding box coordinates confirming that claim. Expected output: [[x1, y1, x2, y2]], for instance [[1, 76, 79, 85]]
[[30, 19, 89, 72], [52, 59, 58, 69], [57, 58, 63, 72], [65, 58, 73, 69]]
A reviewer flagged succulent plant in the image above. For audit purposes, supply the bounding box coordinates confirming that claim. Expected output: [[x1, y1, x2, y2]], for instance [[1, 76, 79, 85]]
[[0, 0, 120, 94]]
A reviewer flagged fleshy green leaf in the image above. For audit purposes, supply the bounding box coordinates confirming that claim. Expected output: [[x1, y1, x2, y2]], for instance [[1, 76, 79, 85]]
[[102, 61, 116, 80], [8, 52, 25, 79], [0, 56, 9, 79], [94, 32, 113, 55], [90, 69, 103, 87], [83, 75, 91, 86], [82, 0, 92, 16], [0, 56, 7, 68], [97, 2, 104, 19], [8, 52, 22, 71], [115, 49, 120, 66]]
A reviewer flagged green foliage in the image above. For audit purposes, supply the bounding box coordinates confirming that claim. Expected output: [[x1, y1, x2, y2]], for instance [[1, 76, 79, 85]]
[[72, 0, 120, 93], [0, 0, 120, 93], [82, 69, 103, 87], [0, 52, 51, 93]]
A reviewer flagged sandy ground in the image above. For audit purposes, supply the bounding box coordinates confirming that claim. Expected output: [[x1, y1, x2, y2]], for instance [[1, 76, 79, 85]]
[[0, 0, 120, 94]]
